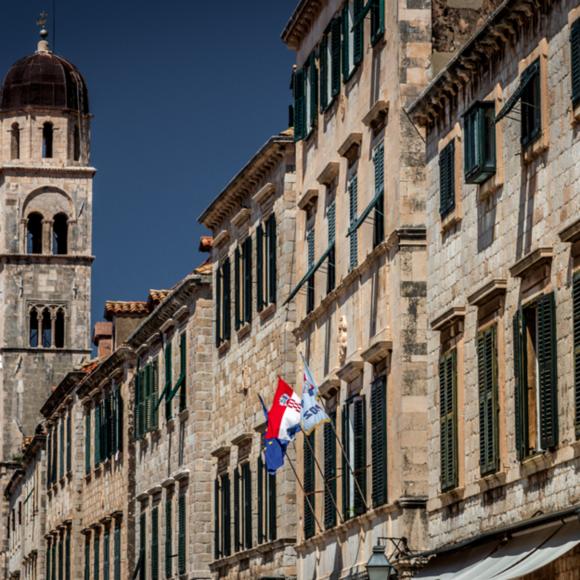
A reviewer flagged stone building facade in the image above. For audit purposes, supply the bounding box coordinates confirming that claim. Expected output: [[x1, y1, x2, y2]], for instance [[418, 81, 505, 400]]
[[127, 272, 213, 580], [5, 432, 46, 580], [282, 0, 433, 576], [199, 133, 298, 579], [409, 0, 580, 575]]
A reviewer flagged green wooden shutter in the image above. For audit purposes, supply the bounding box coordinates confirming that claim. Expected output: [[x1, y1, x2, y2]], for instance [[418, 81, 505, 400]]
[[234, 247, 241, 329], [135, 370, 142, 439], [513, 310, 528, 460], [58, 533, 63, 580], [114, 521, 121, 580], [116, 387, 123, 453], [342, 3, 350, 80], [243, 463, 252, 549], [165, 343, 172, 421], [179, 333, 187, 411], [323, 414, 337, 529], [85, 410, 91, 474], [320, 34, 329, 111], [151, 507, 159, 580], [303, 432, 316, 539], [256, 225, 264, 311], [267, 472, 277, 542], [65, 528, 71, 580], [353, 397, 367, 515], [151, 360, 159, 428], [257, 457, 264, 544], [52, 536, 57, 580], [439, 351, 458, 491], [373, 144, 385, 247], [349, 175, 359, 270], [371, 377, 387, 507], [538, 292, 558, 449], [327, 201, 336, 294], [94, 533, 100, 580], [331, 17, 341, 96], [214, 479, 220, 558], [353, 0, 364, 65], [66, 413, 71, 474], [371, 0, 385, 44], [59, 418, 64, 479], [573, 274, 580, 438], [234, 468, 240, 551], [165, 498, 173, 577], [139, 513, 145, 580], [215, 266, 222, 346], [477, 327, 499, 476], [439, 140, 455, 218], [178, 493, 186, 575], [572, 20, 580, 106], [84, 537, 90, 580], [94, 405, 101, 465], [341, 405, 349, 519], [104, 527, 110, 580], [143, 365, 151, 432], [221, 474, 231, 557], [244, 237, 252, 324], [267, 215, 277, 305], [293, 69, 306, 141], [223, 258, 231, 341], [307, 228, 315, 313], [309, 54, 318, 132]]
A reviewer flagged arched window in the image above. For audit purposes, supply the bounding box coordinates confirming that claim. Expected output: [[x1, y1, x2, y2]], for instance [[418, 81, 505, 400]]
[[26, 213, 43, 254], [11, 123, 20, 160], [73, 124, 81, 161], [42, 122, 53, 159], [29, 309, 39, 348], [52, 214, 68, 255], [55, 309, 65, 348], [41, 308, 52, 348]]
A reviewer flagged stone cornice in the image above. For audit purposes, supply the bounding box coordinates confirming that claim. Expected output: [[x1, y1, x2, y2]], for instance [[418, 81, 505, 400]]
[[0, 254, 94, 265], [431, 306, 466, 331], [0, 164, 96, 177], [281, 0, 324, 50], [467, 278, 508, 306], [77, 346, 134, 398], [198, 134, 293, 230], [40, 370, 86, 418], [509, 247, 553, 278]]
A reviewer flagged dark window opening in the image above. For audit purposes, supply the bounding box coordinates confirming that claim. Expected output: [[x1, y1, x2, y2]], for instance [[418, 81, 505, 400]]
[[520, 60, 541, 147], [11, 123, 20, 160], [439, 140, 455, 218], [27, 212, 43, 254], [42, 122, 54, 159], [53, 213, 68, 255], [42, 308, 52, 348], [73, 124, 81, 161], [55, 309, 65, 348], [464, 102, 496, 184], [30, 309, 39, 347]]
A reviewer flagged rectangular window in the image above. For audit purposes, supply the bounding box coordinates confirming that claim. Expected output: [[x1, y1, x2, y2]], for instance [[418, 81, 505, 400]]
[[477, 326, 499, 476], [213, 479, 220, 559], [165, 497, 172, 578], [370, 0, 385, 45], [215, 258, 231, 346], [178, 493, 186, 575], [139, 513, 146, 580], [59, 418, 64, 479], [94, 532, 100, 580], [572, 19, 580, 106], [513, 293, 558, 459], [65, 528, 71, 580], [439, 140, 455, 218], [303, 432, 316, 539], [439, 350, 458, 491], [342, 396, 367, 519], [320, 18, 342, 110], [574, 274, 580, 438], [103, 526, 110, 580], [520, 60, 541, 147], [464, 102, 496, 184], [242, 464, 252, 550], [373, 143, 385, 247], [84, 536, 90, 580], [323, 412, 337, 529], [235, 238, 252, 329], [178, 333, 187, 411], [293, 68, 306, 141], [348, 174, 359, 270], [371, 376, 387, 507], [66, 412, 72, 475], [306, 227, 315, 313], [151, 507, 159, 580], [220, 474, 231, 557], [256, 215, 277, 311], [114, 521, 121, 580], [94, 405, 101, 466], [342, 0, 364, 80], [327, 200, 336, 293], [165, 342, 172, 420], [304, 53, 318, 136], [257, 455, 277, 544]]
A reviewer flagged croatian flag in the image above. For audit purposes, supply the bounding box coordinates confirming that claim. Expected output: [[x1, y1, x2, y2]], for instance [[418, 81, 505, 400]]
[[301, 356, 330, 435], [265, 378, 302, 442]]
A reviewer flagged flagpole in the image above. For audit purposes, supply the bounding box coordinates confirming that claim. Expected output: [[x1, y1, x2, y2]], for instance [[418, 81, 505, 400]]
[[302, 429, 345, 525], [284, 441, 324, 536], [300, 352, 369, 512]]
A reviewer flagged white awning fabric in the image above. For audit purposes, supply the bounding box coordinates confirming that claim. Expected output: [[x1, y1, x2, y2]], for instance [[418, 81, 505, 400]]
[[415, 520, 580, 580]]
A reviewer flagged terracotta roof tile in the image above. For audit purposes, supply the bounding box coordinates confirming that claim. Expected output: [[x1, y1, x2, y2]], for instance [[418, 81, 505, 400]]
[[104, 301, 150, 317], [193, 260, 212, 275], [148, 289, 170, 304]]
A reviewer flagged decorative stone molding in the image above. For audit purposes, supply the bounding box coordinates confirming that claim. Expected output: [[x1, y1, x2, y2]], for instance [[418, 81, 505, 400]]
[[509, 247, 553, 278], [338, 132, 363, 162], [361, 338, 393, 364], [362, 99, 389, 131], [231, 207, 251, 227], [161, 477, 175, 489], [559, 217, 580, 243], [252, 182, 276, 206], [231, 432, 253, 447], [337, 352, 364, 382], [467, 279, 508, 306], [211, 445, 231, 459], [316, 161, 340, 186], [173, 469, 190, 482], [212, 229, 230, 248], [319, 371, 341, 399], [430, 306, 466, 331], [297, 188, 318, 211]]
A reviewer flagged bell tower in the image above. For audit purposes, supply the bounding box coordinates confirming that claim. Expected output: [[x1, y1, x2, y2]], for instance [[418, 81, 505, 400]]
[[0, 18, 94, 463]]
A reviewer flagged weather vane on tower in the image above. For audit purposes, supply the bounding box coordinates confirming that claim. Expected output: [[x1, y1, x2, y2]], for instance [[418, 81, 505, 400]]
[[37, 11, 48, 39]]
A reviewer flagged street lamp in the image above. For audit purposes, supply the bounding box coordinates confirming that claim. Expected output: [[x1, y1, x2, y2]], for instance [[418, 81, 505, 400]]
[[366, 545, 397, 580]]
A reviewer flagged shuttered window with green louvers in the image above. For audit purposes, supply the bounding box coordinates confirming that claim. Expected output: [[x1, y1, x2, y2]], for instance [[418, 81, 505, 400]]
[[373, 143, 385, 247], [104, 527, 110, 580], [257, 457, 264, 544], [164, 342, 172, 420], [371, 0, 385, 45], [342, 396, 367, 518], [343, 0, 364, 80], [439, 350, 458, 492], [477, 326, 499, 476], [114, 521, 121, 580], [331, 17, 341, 96], [178, 333, 187, 411], [371, 376, 387, 507], [151, 507, 159, 580], [572, 20, 580, 106], [234, 468, 240, 552], [84, 536, 90, 580], [267, 214, 277, 305], [323, 413, 337, 529], [85, 410, 91, 474], [307, 227, 315, 313], [165, 498, 173, 577], [520, 60, 541, 147], [327, 201, 336, 294], [320, 32, 329, 111], [303, 432, 316, 539], [59, 418, 64, 479], [464, 102, 496, 184], [574, 274, 580, 438], [257, 216, 278, 311], [52, 537, 57, 580], [66, 412, 71, 474], [439, 140, 455, 218], [513, 309, 528, 460], [65, 528, 71, 580], [221, 473, 231, 557], [348, 174, 359, 270], [57, 533, 63, 580], [178, 493, 186, 575], [213, 479, 220, 559], [242, 463, 252, 550], [94, 404, 101, 466], [303, 53, 318, 137], [139, 513, 145, 580], [293, 68, 306, 141], [256, 225, 264, 312], [244, 237, 252, 324], [94, 532, 100, 580], [216, 259, 231, 345]]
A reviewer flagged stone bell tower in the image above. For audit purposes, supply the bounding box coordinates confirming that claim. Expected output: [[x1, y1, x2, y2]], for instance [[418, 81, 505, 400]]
[[0, 20, 94, 465]]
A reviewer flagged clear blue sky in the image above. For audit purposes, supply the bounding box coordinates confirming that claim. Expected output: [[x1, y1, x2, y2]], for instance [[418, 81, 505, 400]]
[[0, 0, 296, 329]]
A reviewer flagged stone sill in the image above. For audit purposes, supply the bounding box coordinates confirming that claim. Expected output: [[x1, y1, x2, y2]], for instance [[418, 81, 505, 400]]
[[209, 537, 295, 571], [478, 172, 503, 202], [440, 211, 461, 235], [522, 134, 548, 164], [258, 302, 276, 322], [217, 340, 230, 357], [236, 323, 251, 341], [178, 409, 189, 422]]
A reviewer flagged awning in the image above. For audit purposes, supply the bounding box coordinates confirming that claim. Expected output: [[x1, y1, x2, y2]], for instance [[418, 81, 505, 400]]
[[415, 520, 580, 580]]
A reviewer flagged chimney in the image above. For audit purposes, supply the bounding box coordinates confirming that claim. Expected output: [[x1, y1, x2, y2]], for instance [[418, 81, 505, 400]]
[[93, 322, 113, 359]]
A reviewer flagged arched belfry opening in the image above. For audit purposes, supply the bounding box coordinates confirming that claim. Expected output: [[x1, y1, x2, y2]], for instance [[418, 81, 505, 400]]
[[26, 212, 43, 254]]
